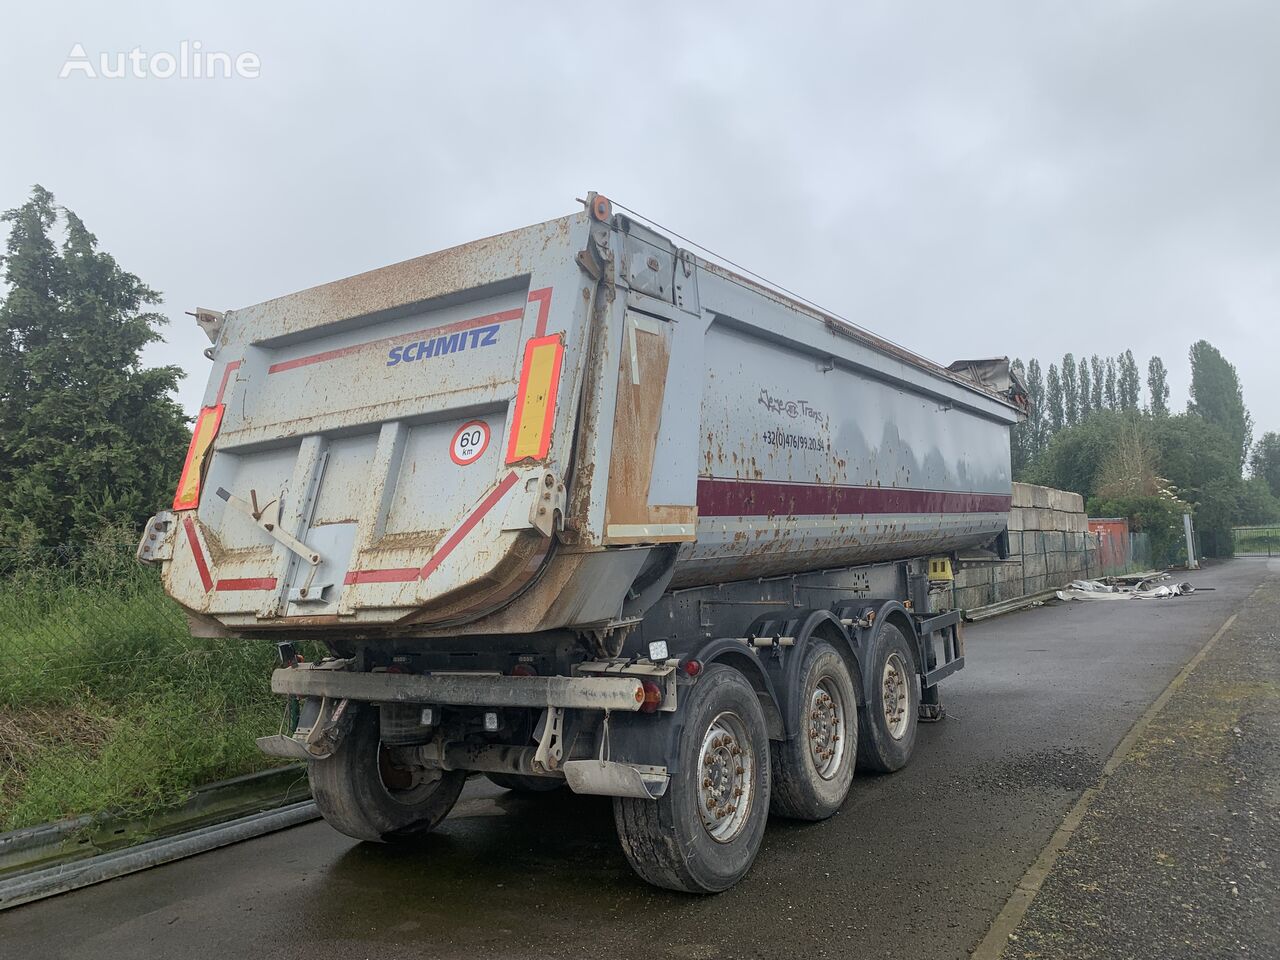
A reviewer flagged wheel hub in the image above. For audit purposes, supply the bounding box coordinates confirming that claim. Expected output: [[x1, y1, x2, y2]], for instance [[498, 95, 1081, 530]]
[[807, 678, 846, 779], [882, 653, 910, 740], [698, 711, 753, 843]]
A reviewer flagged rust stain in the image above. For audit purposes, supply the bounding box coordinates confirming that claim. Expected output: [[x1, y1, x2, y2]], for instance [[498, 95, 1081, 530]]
[[602, 317, 695, 542]]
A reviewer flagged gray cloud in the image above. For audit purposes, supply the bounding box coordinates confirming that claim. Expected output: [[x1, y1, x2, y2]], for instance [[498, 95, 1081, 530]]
[[1, 1, 1276, 435]]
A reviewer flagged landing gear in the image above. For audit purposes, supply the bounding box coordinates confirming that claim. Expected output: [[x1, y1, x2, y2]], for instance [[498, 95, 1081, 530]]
[[308, 704, 466, 841], [613, 665, 771, 893]]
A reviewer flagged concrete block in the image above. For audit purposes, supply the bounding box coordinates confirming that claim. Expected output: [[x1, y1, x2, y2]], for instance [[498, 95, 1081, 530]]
[[1048, 488, 1084, 513], [1018, 529, 1039, 560], [993, 563, 1024, 586], [1011, 482, 1037, 508]]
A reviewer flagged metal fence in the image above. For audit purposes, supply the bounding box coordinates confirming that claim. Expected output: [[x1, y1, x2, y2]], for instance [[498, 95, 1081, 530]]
[[1233, 525, 1280, 557], [0, 533, 286, 833], [949, 528, 1154, 612]]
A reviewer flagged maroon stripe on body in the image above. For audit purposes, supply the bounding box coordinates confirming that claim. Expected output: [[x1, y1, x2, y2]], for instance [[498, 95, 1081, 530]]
[[696, 478, 1012, 517]]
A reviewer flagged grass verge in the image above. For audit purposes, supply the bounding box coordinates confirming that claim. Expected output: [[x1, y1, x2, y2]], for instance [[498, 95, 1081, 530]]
[[0, 548, 284, 832]]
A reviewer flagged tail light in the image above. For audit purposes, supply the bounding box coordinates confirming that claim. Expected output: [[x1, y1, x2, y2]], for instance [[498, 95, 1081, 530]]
[[172, 404, 224, 510], [510, 663, 537, 677], [681, 659, 702, 677], [639, 680, 663, 714]]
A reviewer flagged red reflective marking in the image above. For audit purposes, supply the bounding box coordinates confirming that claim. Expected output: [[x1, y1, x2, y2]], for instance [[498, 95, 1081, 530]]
[[214, 577, 278, 591], [183, 515, 214, 593], [214, 360, 242, 405], [696, 478, 1013, 517], [343, 472, 521, 586], [344, 567, 420, 585], [419, 471, 520, 582], [266, 307, 524, 375], [527, 286, 553, 337]]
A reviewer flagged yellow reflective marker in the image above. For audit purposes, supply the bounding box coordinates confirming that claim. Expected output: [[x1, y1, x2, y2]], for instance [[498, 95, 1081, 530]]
[[173, 404, 224, 510], [506, 335, 564, 463]]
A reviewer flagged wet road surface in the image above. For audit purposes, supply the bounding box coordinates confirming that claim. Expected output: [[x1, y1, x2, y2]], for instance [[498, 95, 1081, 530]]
[[1, 560, 1269, 960]]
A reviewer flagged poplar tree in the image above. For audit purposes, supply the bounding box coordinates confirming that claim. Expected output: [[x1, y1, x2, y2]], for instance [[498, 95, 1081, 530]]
[[1146, 356, 1170, 416], [1188, 340, 1253, 468], [1118, 349, 1141, 411], [1062, 353, 1079, 426], [1046, 363, 1064, 434]]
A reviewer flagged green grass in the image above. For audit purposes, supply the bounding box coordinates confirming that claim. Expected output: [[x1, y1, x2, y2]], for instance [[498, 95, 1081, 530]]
[[0, 556, 285, 832]]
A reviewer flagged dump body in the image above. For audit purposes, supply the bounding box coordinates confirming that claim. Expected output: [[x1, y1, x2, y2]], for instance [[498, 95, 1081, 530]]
[[152, 198, 1020, 638]]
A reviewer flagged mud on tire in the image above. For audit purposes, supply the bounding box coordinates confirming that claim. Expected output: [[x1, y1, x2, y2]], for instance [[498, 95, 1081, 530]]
[[613, 664, 771, 894], [771, 640, 858, 819]]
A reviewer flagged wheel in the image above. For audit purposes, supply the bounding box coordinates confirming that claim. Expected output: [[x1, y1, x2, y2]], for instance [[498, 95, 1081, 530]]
[[308, 703, 466, 841], [770, 640, 858, 819], [613, 664, 771, 893], [485, 772, 564, 793], [856, 622, 919, 773]]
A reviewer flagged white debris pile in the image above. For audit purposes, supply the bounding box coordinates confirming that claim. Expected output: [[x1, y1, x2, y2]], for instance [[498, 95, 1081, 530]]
[[1055, 572, 1202, 602]]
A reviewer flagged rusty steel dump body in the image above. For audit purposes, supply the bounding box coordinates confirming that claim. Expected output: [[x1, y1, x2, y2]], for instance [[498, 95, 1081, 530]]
[[152, 198, 1020, 642]]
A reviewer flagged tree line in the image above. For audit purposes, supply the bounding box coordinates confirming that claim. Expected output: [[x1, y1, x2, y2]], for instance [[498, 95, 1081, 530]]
[[1011, 342, 1278, 560]]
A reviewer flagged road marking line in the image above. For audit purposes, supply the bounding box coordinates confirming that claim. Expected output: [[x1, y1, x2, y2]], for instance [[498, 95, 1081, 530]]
[[970, 607, 1242, 960]]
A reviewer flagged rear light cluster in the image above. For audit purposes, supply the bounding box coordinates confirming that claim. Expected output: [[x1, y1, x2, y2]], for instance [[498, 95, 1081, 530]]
[[639, 680, 663, 713]]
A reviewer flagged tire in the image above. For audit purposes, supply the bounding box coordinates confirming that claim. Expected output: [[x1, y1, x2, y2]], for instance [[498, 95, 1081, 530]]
[[485, 772, 564, 793], [770, 640, 858, 820], [856, 622, 919, 773], [309, 703, 466, 841], [613, 664, 771, 894]]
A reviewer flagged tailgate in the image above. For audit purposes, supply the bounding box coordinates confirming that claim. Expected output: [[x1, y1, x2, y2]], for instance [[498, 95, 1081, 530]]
[[164, 217, 587, 628]]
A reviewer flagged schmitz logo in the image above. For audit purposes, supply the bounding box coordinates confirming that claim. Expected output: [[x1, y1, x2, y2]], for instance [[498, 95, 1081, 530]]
[[387, 324, 500, 366]]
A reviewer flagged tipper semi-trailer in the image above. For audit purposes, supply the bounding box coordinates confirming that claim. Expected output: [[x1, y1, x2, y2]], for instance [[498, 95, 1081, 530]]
[[139, 192, 1024, 893]]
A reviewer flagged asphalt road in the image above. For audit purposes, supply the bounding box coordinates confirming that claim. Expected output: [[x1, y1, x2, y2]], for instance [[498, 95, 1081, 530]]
[[2, 560, 1270, 960]]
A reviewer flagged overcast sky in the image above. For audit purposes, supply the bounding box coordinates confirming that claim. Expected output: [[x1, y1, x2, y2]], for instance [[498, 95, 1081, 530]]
[[2, 2, 1276, 436]]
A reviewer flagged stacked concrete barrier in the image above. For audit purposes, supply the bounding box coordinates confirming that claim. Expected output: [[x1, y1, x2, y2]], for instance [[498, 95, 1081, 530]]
[[947, 482, 1098, 613]]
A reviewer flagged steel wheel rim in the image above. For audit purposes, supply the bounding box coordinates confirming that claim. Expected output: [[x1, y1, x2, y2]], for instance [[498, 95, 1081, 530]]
[[379, 743, 441, 804], [698, 710, 754, 843], [807, 677, 847, 779], [882, 653, 910, 740]]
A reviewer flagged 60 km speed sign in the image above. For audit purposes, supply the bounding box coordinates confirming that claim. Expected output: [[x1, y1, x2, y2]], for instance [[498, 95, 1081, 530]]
[[450, 420, 491, 465]]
